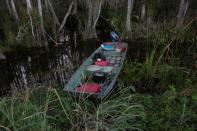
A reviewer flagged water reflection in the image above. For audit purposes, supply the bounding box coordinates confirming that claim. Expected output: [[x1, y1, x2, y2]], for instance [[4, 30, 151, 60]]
[[0, 40, 99, 94]]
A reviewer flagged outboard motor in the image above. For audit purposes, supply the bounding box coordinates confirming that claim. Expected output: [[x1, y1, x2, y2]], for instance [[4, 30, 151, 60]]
[[110, 31, 120, 42]]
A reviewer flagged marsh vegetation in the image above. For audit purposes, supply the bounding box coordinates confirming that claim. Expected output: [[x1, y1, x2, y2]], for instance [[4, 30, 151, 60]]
[[0, 0, 196, 130]]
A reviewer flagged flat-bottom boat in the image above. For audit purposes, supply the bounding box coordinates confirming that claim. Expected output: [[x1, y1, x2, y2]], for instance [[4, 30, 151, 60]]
[[64, 42, 127, 100]]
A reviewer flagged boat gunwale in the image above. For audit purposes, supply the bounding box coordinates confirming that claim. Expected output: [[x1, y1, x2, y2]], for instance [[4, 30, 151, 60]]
[[64, 42, 128, 100]]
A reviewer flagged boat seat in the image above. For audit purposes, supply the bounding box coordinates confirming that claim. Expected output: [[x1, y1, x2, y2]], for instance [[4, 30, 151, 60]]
[[86, 65, 113, 73]]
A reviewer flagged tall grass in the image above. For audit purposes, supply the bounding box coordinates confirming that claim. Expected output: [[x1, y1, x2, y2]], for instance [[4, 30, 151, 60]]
[[120, 56, 197, 130], [0, 86, 144, 130]]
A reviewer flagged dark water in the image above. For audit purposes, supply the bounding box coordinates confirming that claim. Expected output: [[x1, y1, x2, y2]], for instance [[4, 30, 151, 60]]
[[0, 39, 102, 94]]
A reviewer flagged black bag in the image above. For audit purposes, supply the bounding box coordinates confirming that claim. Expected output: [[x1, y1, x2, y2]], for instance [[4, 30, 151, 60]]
[[92, 72, 107, 83], [93, 53, 106, 61]]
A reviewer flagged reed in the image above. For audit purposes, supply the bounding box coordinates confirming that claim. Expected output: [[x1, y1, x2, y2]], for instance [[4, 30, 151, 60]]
[[0, 85, 144, 130]]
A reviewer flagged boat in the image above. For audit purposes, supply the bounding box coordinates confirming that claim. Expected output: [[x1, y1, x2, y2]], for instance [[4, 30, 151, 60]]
[[63, 42, 128, 100]]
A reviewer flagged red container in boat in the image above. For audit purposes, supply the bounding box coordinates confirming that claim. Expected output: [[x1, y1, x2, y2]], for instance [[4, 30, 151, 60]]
[[95, 59, 109, 66], [76, 83, 101, 93]]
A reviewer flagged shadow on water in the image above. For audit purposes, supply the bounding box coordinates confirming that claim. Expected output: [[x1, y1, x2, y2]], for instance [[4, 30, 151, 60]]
[[0, 39, 101, 95]]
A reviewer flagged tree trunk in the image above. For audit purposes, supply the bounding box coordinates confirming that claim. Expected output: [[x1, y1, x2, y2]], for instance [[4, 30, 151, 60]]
[[5, 0, 12, 15], [176, 0, 190, 27], [10, 0, 19, 22], [140, 2, 145, 21], [26, 0, 35, 37], [126, 0, 134, 31], [93, 0, 102, 28], [87, 0, 93, 29], [84, 0, 102, 39], [137, 0, 145, 37], [26, 0, 32, 10], [72, 0, 77, 14], [47, 0, 60, 26], [44, 0, 49, 8], [37, 0, 48, 48]]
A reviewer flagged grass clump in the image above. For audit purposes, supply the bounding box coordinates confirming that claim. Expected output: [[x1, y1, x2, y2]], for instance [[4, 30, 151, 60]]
[[0, 86, 145, 131], [120, 49, 197, 130]]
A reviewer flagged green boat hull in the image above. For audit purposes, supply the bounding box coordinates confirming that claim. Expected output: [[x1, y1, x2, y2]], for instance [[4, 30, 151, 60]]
[[64, 42, 128, 100]]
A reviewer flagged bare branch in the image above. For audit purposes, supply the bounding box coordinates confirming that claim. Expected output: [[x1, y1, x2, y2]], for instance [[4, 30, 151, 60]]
[[26, 0, 35, 37], [47, 0, 60, 25], [93, 0, 102, 28], [38, 0, 48, 47], [58, 2, 74, 32], [10, 0, 19, 22], [5, 0, 12, 15]]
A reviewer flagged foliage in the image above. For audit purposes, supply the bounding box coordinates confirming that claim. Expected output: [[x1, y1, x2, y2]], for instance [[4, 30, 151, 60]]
[[0, 86, 144, 130], [131, 85, 197, 131], [0, 0, 196, 130], [0, 0, 196, 49], [0, 51, 196, 130], [120, 57, 197, 130]]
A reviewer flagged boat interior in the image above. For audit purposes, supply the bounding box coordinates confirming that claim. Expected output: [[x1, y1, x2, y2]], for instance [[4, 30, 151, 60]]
[[65, 42, 127, 96]]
